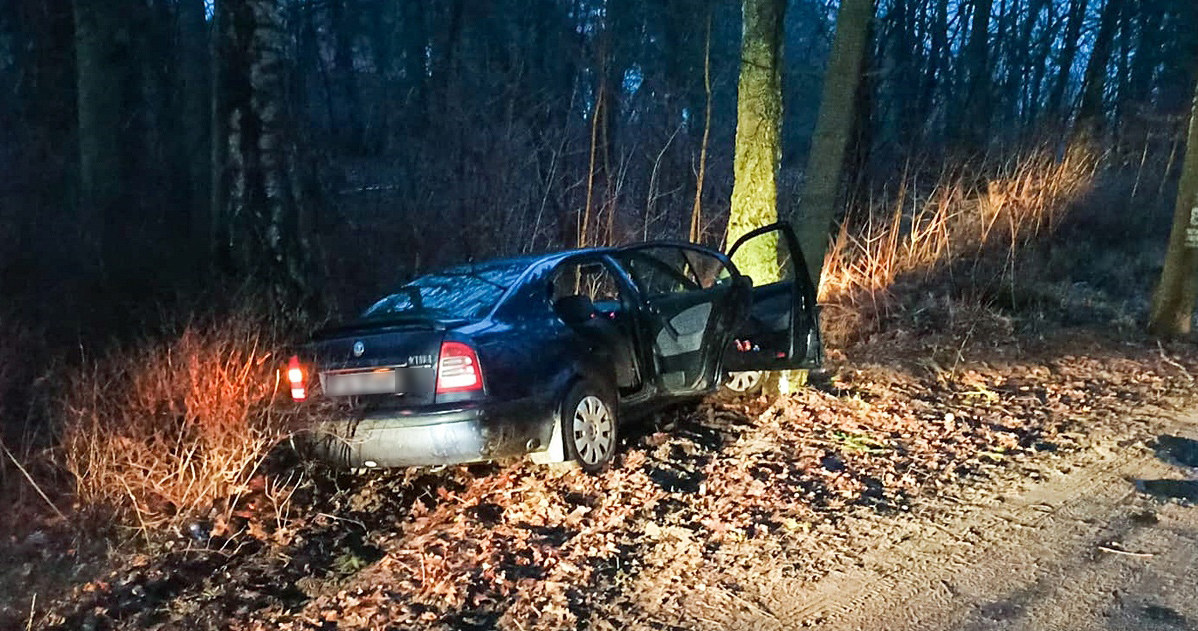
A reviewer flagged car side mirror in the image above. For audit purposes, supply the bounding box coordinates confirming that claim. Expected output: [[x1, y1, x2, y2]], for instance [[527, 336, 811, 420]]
[[734, 275, 754, 290], [553, 295, 597, 325]]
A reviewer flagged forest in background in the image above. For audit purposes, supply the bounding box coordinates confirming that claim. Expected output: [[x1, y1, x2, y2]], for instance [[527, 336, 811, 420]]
[[2, 0, 1196, 333], [2, 0, 1198, 524]]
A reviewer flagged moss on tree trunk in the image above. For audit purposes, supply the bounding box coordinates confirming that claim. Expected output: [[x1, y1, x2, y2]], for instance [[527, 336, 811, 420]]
[[726, 0, 785, 286]]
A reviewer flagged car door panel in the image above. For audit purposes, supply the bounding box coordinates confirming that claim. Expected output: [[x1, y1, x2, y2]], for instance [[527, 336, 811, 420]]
[[614, 248, 736, 395], [723, 222, 822, 372]]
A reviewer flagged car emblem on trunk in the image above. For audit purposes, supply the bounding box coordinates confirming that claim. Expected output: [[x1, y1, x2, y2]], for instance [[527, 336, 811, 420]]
[[352, 341, 365, 357]]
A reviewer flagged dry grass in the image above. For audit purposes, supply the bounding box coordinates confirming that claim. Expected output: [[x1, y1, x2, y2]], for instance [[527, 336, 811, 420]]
[[59, 307, 301, 534], [818, 144, 1102, 343], [0, 317, 47, 524]]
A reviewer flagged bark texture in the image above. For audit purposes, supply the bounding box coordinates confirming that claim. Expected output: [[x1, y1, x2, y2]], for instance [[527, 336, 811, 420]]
[[726, 0, 786, 285], [793, 0, 875, 285], [1148, 88, 1198, 337], [220, 0, 312, 306]]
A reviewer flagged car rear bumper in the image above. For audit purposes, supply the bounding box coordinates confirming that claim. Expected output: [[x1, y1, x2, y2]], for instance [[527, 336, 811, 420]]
[[303, 400, 555, 468]]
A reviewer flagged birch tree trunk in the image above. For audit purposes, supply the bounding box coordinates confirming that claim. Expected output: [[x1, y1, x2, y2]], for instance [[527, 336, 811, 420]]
[[220, 0, 313, 306]]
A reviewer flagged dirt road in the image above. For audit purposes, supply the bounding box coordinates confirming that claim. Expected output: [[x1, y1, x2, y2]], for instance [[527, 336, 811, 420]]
[[642, 413, 1198, 631]]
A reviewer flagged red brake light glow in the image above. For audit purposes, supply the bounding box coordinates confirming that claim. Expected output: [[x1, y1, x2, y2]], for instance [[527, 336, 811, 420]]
[[287, 355, 307, 401], [436, 341, 483, 394]]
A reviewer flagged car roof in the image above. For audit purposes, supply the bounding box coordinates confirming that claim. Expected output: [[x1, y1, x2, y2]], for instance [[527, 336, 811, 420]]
[[473, 240, 725, 268]]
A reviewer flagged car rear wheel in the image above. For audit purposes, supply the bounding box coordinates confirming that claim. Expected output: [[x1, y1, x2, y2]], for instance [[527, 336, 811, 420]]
[[722, 370, 764, 396], [562, 381, 618, 473]]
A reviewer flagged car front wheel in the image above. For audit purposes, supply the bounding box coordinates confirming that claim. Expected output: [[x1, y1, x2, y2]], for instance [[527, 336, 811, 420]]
[[722, 370, 764, 396], [562, 381, 618, 473]]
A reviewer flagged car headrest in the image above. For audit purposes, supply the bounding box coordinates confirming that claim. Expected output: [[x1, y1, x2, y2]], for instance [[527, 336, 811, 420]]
[[553, 295, 595, 323]]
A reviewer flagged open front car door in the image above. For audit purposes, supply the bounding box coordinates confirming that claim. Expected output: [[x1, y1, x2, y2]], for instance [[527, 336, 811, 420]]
[[723, 221, 823, 372]]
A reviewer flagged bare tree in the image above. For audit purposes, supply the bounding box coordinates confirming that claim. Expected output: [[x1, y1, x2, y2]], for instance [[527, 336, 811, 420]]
[[1148, 86, 1198, 337], [1075, 0, 1125, 137], [1046, 0, 1088, 120]]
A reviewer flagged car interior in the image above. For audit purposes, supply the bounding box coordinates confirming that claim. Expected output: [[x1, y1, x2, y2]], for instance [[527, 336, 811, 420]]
[[550, 260, 642, 392], [614, 246, 732, 392]]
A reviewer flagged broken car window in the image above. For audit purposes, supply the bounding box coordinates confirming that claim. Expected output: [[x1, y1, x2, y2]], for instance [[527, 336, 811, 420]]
[[363, 260, 531, 321]]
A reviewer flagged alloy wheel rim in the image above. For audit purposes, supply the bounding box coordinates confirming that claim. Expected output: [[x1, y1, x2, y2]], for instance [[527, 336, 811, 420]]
[[726, 371, 764, 392], [572, 395, 614, 465]]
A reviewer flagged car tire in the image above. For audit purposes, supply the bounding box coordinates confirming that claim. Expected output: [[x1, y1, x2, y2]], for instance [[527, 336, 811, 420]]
[[722, 370, 765, 396], [561, 380, 619, 473]]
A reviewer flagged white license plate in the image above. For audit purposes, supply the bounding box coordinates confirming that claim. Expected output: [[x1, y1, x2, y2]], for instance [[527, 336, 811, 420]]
[[323, 370, 397, 396]]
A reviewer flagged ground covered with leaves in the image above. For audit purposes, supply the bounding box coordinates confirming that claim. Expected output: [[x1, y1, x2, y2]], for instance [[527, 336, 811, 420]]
[[9, 319, 1198, 630]]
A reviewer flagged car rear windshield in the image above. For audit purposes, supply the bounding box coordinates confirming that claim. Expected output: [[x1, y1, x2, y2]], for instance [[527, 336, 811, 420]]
[[362, 260, 531, 321]]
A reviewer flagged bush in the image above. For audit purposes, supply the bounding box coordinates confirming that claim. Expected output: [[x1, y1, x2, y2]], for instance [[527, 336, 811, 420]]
[[818, 144, 1102, 345], [59, 306, 301, 532]]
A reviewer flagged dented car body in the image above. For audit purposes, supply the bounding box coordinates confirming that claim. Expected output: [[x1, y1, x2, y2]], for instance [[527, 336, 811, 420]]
[[290, 222, 822, 471]]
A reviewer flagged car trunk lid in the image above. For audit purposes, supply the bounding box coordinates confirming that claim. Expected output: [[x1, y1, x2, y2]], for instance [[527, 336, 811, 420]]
[[306, 323, 446, 406]]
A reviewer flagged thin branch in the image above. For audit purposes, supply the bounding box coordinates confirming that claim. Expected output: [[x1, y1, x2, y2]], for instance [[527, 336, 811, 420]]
[[0, 439, 67, 522]]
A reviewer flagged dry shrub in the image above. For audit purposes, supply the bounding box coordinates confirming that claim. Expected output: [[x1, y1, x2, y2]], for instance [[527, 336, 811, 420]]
[[818, 144, 1101, 343], [60, 307, 300, 532]]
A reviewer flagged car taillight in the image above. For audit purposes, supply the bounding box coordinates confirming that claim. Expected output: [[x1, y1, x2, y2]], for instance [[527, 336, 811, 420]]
[[436, 341, 483, 394], [287, 355, 307, 401]]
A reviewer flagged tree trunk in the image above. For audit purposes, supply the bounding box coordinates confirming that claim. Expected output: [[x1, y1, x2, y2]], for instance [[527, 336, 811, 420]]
[[792, 0, 875, 285], [179, 0, 211, 259], [1148, 85, 1198, 337], [690, 11, 712, 244], [1075, 0, 1124, 137], [1046, 0, 1088, 120], [725, 0, 786, 285], [959, 0, 994, 149], [1125, 0, 1162, 110], [329, 0, 364, 152], [918, 0, 948, 139], [220, 0, 312, 306], [73, 0, 132, 273]]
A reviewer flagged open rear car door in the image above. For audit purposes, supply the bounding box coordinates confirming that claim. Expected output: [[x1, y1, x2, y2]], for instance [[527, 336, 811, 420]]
[[723, 221, 823, 372]]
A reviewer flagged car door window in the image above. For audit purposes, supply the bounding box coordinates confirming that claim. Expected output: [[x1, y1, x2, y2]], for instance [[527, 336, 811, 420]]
[[727, 232, 794, 287], [614, 245, 738, 393], [549, 259, 642, 391], [550, 260, 623, 310], [681, 249, 733, 289], [618, 247, 701, 298]]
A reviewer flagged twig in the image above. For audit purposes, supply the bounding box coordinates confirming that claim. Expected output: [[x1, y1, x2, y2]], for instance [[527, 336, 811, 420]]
[[317, 512, 367, 530], [1098, 545, 1154, 558], [25, 593, 35, 631], [0, 439, 67, 522], [1157, 342, 1193, 382]]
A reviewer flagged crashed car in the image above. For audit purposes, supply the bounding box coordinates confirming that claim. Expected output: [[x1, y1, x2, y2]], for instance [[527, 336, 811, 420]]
[[288, 222, 822, 472]]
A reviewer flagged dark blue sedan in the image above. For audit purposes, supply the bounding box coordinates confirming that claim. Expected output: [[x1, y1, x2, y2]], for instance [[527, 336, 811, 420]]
[[290, 222, 821, 472]]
